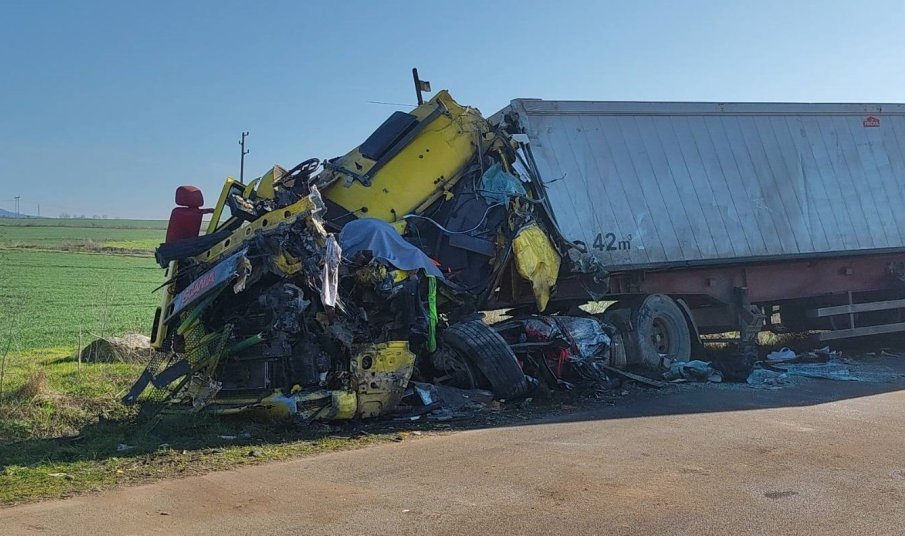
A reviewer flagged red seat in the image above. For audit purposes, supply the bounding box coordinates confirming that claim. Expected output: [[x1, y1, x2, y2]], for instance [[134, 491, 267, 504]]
[[165, 186, 212, 243]]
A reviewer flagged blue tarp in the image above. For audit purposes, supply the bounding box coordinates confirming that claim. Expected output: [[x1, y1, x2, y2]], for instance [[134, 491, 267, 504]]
[[339, 218, 444, 278]]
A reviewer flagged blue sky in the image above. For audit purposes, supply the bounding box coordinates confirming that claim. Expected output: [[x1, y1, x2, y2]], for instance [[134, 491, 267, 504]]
[[2, 0, 904, 219]]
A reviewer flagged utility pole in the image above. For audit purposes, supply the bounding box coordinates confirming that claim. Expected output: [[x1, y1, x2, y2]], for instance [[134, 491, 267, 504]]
[[239, 131, 250, 182], [37, 203, 40, 218], [14, 196, 20, 218]]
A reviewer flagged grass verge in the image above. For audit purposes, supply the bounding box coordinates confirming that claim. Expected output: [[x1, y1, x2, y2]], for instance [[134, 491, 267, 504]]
[[0, 348, 402, 505]]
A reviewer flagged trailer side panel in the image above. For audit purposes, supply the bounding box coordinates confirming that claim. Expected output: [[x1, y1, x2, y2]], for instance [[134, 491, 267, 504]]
[[512, 100, 905, 269]]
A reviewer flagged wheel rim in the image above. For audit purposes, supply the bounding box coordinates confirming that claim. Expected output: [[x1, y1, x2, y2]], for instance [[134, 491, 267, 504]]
[[433, 349, 479, 389], [651, 317, 673, 354]]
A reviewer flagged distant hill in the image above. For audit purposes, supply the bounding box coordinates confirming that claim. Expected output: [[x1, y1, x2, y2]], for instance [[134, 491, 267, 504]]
[[0, 209, 32, 218]]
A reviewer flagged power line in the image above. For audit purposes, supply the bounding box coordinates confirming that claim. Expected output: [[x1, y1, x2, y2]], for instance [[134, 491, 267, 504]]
[[366, 100, 418, 107]]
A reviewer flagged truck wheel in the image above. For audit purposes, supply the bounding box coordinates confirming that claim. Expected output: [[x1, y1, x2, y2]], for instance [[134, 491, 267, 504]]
[[601, 306, 631, 369], [440, 320, 529, 400], [629, 294, 691, 369]]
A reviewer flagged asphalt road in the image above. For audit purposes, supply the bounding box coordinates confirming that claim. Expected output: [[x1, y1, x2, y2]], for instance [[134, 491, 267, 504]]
[[4, 357, 905, 536]]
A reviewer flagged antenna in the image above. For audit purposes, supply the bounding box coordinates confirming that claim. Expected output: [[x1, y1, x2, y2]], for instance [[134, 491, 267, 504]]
[[412, 68, 431, 106], [239, 131, 250, 182]]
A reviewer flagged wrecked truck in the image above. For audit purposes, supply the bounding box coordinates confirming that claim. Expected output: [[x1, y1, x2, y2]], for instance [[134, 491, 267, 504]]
[[127, 89, 905, 418], [127, 90, 604, 419]]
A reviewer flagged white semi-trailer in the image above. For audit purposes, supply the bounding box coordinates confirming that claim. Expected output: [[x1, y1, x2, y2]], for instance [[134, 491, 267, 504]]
[[492, 99, 905, 363]]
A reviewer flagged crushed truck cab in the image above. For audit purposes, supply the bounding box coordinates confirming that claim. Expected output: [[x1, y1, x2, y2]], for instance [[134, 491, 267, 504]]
[[127, 91, 609, 420]]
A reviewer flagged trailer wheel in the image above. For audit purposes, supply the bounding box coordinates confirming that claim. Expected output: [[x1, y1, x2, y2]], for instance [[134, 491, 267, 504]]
[[440, 320, 529, 400], [629, 294, 691, 369]]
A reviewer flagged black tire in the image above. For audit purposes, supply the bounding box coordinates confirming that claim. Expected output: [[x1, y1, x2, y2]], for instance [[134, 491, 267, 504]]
[[629, 294, 691, 369], [601, 306, 632, 369], [441, 320, 529, 400]]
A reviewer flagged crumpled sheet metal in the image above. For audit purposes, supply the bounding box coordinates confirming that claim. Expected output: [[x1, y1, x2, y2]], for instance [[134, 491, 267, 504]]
[[351, 341, 416, 418], [551, 316, 612, 361], [512, 224, 561, 312]]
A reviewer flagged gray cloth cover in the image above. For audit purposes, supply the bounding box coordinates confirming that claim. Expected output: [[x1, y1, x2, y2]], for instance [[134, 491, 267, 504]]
[[339, 218, 444, 278]]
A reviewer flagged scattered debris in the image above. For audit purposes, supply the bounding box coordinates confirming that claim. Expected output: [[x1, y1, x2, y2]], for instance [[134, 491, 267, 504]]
[[601, 365, 667, 389], [710, 352, 758, 382], [116, 443, 135, 452], [765, 347, 797, 362], [410, 382, 493, 412], [747, 358, 859, 387], [740, 345, 878, 388], [663, 360, 723, 383]]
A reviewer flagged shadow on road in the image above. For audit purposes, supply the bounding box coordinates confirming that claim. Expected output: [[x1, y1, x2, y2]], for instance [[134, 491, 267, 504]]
[[3, 351, 904, 474]]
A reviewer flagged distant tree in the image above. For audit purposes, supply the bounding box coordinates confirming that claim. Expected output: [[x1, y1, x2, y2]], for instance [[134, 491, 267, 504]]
[[59, 212, 70, 219]]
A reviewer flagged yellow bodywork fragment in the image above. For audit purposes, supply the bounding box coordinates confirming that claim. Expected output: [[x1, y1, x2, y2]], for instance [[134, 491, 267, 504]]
[[320, 91, 492, 222], [254, 165, 287, 200], [351, 341, 415, 418], [512, 224, 561, 312]]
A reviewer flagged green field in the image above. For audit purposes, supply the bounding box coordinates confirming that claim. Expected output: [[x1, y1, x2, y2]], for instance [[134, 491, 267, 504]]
[[0, 217, 167, 253], [0, 250, 161, 351], [0, 217, 166, 350]]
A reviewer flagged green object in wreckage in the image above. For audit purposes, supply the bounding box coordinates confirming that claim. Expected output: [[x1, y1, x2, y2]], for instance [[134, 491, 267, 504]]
[[427, 275, 438, 353]]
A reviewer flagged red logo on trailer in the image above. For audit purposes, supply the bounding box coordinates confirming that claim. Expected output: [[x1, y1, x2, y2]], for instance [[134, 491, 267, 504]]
[[863, 115, 880, 127]]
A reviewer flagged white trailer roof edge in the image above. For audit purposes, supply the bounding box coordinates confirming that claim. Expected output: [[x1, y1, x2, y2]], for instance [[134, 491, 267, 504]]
[[511, 99, 905, 116]]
